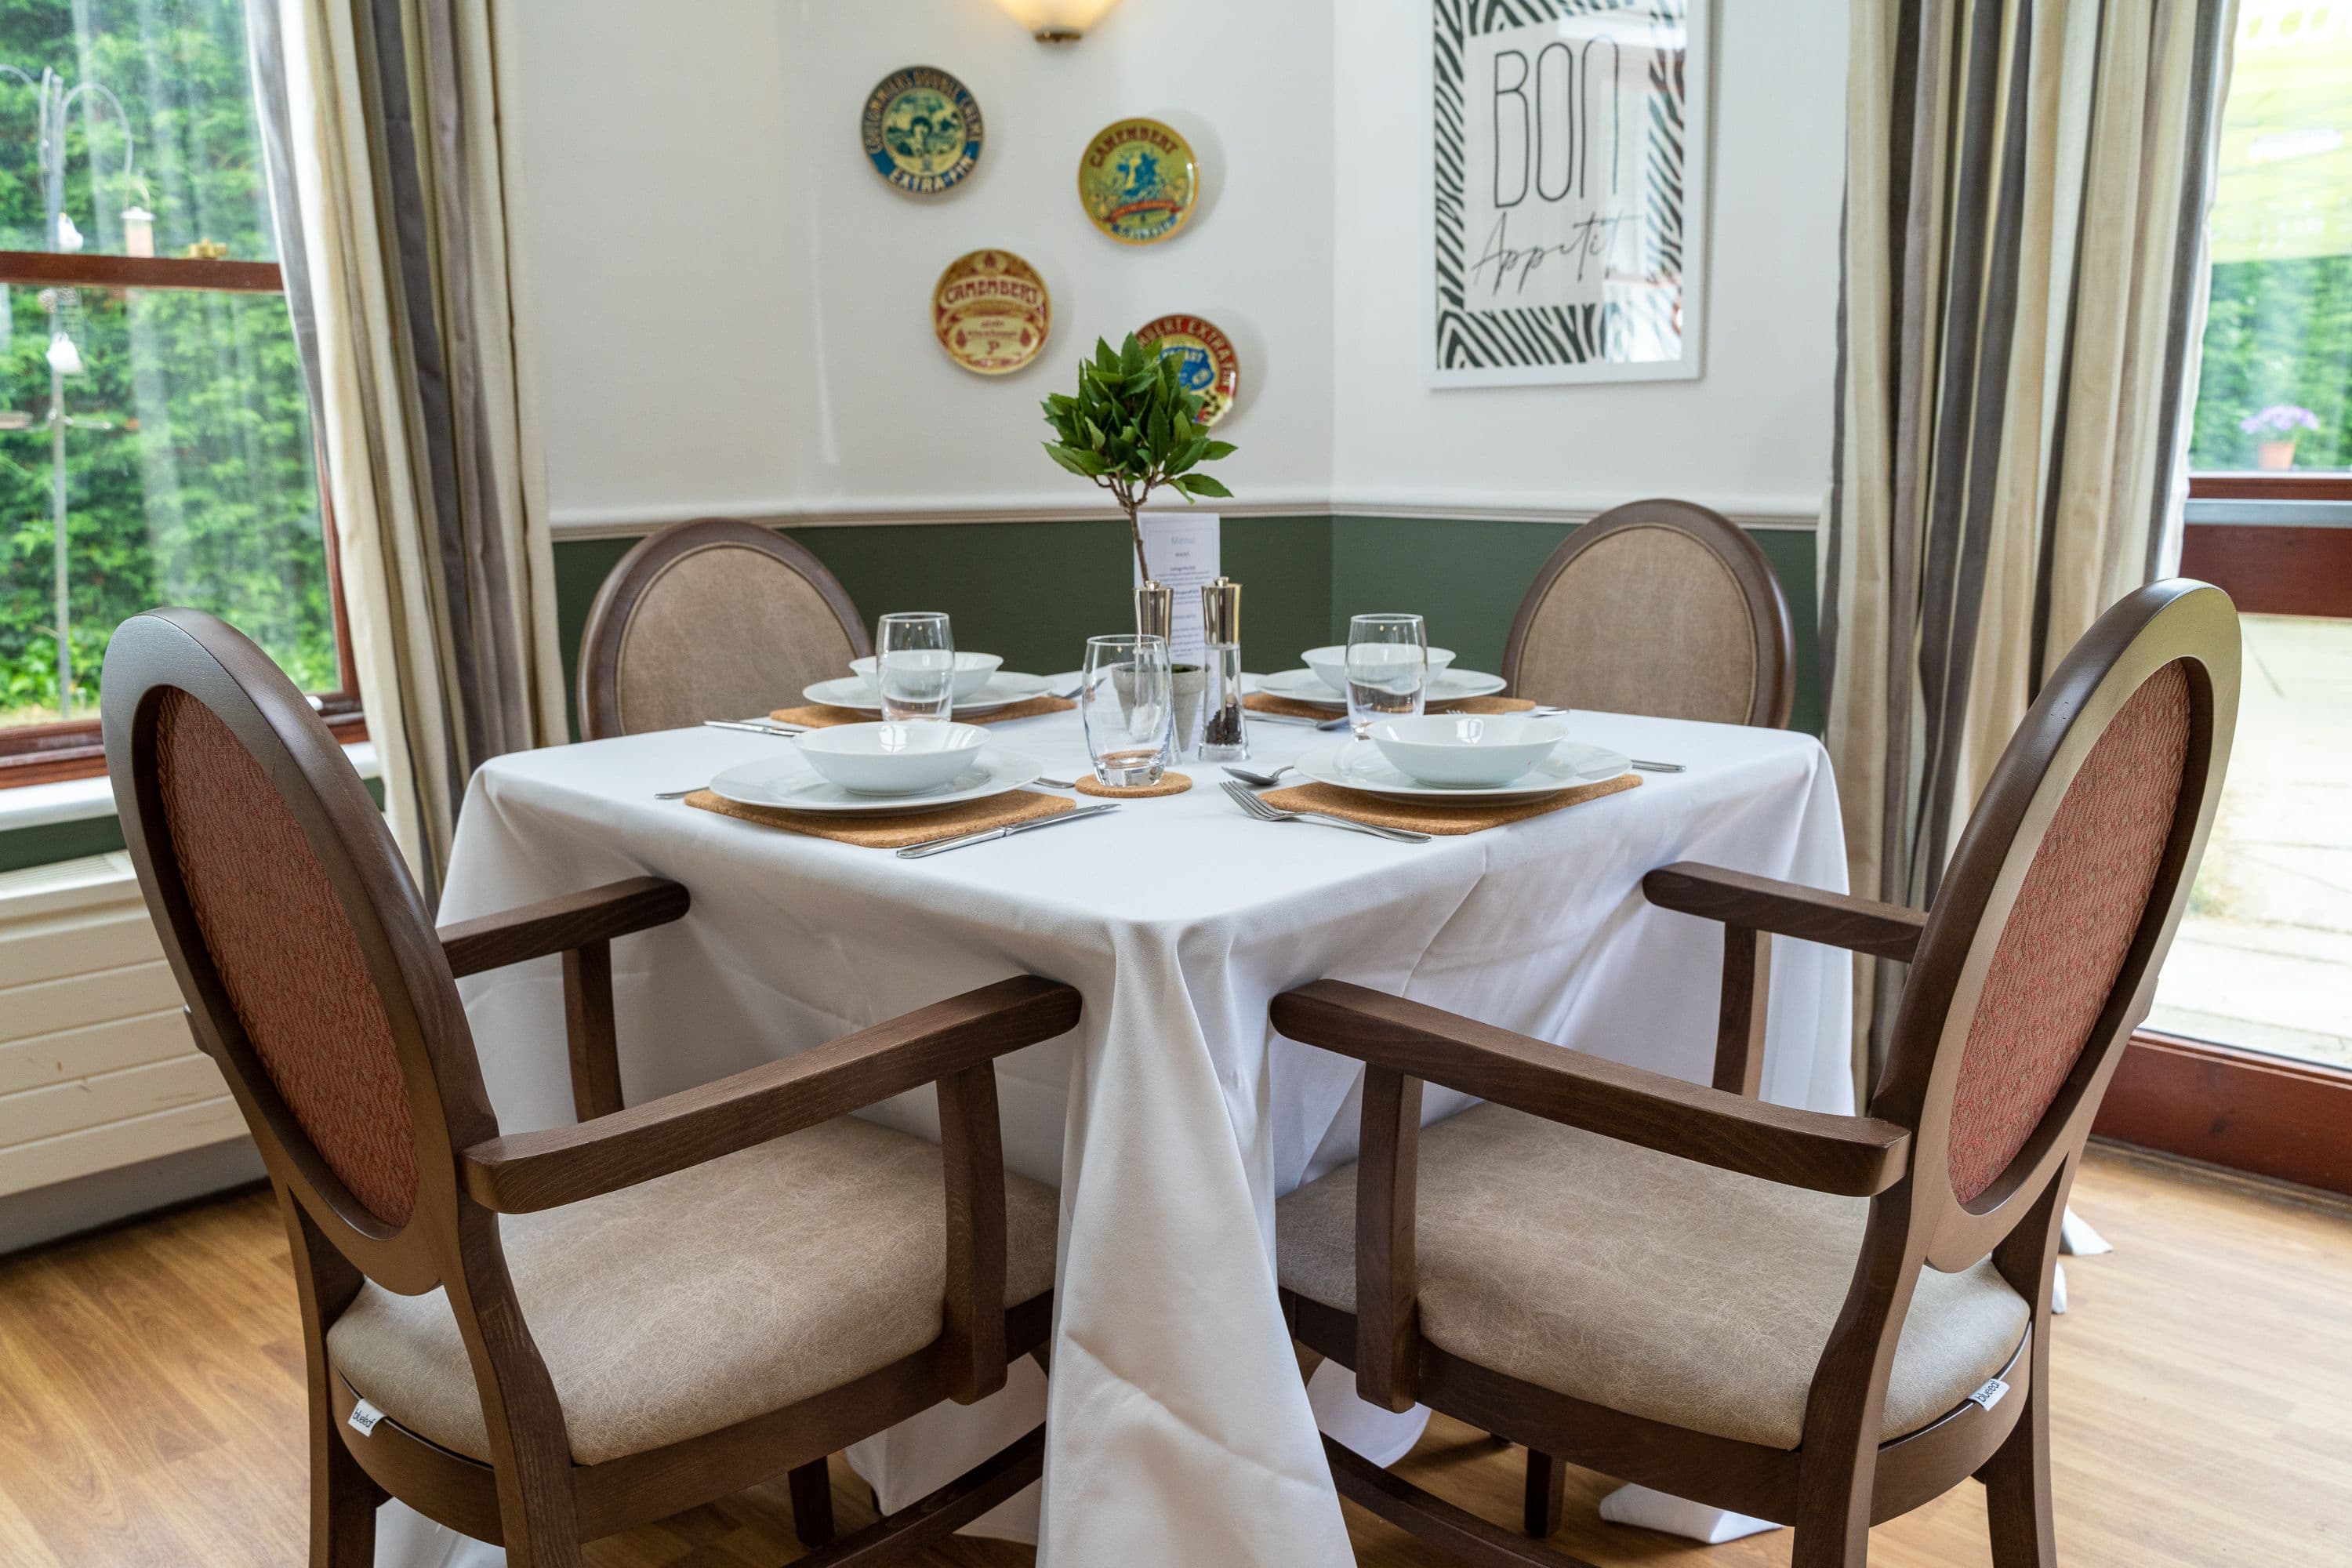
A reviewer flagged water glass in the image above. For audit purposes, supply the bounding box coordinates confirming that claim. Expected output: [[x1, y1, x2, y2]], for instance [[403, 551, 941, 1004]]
[[1080, 634, 1174, 788], [1345, 613, 1428, 739], [875, 612, 954, 723]]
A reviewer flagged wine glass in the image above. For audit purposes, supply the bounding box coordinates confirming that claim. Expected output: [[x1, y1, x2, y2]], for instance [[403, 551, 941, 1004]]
[[1080, 634, 1174, 788], [875, 612, 955, 723], [1345, 613, 1428, 739]]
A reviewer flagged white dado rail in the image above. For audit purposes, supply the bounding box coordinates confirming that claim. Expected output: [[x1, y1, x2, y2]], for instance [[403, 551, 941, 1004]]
[[0, 855, 242, 1203]]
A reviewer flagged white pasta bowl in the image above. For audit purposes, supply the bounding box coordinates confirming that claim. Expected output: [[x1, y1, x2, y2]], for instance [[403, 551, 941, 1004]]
[[1302, 644, 1455, 694], [794, 722, 989, 794], [850, 652, 1004, 701], [1367, 714, 1567, 788]]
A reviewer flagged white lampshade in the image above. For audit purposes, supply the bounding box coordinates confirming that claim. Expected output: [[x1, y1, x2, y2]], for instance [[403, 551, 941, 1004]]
[[993, 0, 1121, 41]]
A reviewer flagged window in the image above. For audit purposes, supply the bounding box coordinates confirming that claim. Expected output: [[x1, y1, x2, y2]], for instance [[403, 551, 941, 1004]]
[[0, 0, 352, 786], [2108, 1, 2352, 1193]]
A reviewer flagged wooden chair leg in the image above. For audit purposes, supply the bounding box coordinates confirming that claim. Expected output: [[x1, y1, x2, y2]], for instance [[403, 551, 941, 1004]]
[[314, 1424, 379, 1568], [789, 1456, 837, 1548], [1523, 1449, 1566, 1537], [1979, 1385, 2056, 1566]]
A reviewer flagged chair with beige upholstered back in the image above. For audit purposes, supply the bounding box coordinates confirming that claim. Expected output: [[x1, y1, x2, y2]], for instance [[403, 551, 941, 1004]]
[[1502, 498, 1795, 727], [1272, 579, 2238, 1568], [576, 517, 870, 740], [102, 608, 1078, 1568]]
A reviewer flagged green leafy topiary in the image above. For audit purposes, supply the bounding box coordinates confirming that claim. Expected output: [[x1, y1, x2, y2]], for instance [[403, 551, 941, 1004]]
[[1040, 332, 1236, 583]]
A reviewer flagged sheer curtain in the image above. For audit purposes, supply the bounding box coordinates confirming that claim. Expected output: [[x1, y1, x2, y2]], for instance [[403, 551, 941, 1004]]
[[246, 0, 564, 895], [1820, 0, 2236, 1080]]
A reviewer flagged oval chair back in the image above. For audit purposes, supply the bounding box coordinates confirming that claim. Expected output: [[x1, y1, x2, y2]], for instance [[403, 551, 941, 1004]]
[[100, 609, 572, 1529], [575, 518, 869, 739], [1501, 498, 1795, 726], [1794, 579, 2239, 1540]]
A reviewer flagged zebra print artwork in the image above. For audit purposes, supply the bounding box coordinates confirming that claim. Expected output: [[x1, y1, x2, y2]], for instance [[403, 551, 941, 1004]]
[[1432, 0, 1708, 385]]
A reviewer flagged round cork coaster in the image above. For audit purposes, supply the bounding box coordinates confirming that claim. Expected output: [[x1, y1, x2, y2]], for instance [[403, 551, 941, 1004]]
[[1073, 770, 1193, 800]]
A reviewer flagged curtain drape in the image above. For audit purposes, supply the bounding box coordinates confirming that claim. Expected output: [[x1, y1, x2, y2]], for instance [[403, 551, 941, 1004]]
[[1821, 0, 2236, 1083], [245, 0, 565, 896]]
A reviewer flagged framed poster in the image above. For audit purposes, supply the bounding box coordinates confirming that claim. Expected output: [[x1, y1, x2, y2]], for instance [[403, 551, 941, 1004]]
[[1431, 0, 1709, 387]]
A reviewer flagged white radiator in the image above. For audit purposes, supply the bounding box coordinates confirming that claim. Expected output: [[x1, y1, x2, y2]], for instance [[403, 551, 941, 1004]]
[[0, 852, 244, 1200]]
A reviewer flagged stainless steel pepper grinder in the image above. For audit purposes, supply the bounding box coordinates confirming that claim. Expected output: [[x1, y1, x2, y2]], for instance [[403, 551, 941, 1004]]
[[1198, 576, 1248, 762]]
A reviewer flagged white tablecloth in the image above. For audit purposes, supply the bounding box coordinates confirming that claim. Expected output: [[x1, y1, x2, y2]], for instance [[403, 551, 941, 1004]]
[[382, 700, 1852, 1567]]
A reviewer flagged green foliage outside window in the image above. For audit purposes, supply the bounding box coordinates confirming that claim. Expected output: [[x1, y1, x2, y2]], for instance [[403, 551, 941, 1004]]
[[0, 0, 333, 729]]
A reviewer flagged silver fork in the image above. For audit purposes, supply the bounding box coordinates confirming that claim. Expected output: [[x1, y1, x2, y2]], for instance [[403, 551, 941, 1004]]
[[1221, 780, 1428, 843]]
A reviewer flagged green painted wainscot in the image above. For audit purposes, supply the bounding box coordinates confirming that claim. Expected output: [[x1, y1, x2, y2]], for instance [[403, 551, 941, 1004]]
[[1, 517, 1817, 875]]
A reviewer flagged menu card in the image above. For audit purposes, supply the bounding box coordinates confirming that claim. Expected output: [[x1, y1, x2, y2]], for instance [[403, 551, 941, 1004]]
[[1134, 510, 1221, 665]]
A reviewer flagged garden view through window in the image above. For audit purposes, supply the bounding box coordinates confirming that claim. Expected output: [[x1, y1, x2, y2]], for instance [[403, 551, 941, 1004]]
[[0, 0, 334, 746], [2149, 0, 2352, 1070]]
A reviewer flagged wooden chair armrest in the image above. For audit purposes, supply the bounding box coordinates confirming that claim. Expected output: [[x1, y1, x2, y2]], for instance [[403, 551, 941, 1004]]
[[461, 975, 1081, 1214], [1641, 862, 1926, 961], [1271, 980, 1910, 1198], [437, 876, 692, 1122], [437, 876, 691, 978]]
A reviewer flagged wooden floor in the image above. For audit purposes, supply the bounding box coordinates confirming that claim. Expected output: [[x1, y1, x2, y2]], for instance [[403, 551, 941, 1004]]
[[2, 1142, 2347, 1566]]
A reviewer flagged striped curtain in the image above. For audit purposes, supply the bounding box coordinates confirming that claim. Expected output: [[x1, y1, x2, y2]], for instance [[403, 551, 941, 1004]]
[[1820, 0, 2236, 1081], [246, 0, 565, 895]]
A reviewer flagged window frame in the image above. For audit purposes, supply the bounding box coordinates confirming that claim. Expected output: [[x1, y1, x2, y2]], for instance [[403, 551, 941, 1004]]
[[0, 250, 362, 788]]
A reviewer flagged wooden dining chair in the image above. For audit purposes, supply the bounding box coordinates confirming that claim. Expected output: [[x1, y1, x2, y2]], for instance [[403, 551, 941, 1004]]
[[576, 517, 870, 739], [1501, 498, 1795, 726], [1272, 578, 2238, 1566], [100, 608, 1079, 1568]]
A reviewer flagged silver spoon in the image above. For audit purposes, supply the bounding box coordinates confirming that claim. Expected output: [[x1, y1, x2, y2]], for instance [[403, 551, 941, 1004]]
[[1222, 764, 1294, 789]]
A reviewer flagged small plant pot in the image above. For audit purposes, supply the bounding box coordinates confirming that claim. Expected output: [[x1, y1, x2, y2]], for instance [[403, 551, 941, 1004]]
[[2256, 439, 2298, 471], [1171, 665, 1206, 755]]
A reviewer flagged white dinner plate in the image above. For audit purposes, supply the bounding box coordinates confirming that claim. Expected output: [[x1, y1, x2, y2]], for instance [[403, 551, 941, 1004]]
[[706, 747, 1044, 815], [1256, 667, 1509, 708], [801, 671, 1057, 715], [1293, 739, 1632, 805]]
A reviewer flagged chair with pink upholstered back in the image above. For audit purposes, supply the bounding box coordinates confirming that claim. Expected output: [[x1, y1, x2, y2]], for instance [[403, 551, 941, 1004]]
[[102, 608, 1080, 1567], [1268, 579, 2238, 1567]]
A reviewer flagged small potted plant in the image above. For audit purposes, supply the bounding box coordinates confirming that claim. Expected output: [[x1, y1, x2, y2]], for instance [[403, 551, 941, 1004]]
[[2241, 404, 2319, 470], [1040, 334, 1237, 750]]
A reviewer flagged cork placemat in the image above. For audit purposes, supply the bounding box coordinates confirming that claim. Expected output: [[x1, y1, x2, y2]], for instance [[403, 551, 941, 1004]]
[[684, 787, 1073, 849], [1243, 692, 1537, 721], [768, 696, 1077, 730], [1259, 771, 1640, 836], [1073, 771, 1192, 799]]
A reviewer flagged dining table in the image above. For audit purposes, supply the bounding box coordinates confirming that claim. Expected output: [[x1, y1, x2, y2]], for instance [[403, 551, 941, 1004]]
[[375, 682, 1855, 1568]]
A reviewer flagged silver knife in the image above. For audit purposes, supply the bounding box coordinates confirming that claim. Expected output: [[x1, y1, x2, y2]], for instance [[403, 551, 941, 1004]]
[[896, 803, 1120, 858], [704, 718, 808, 736]]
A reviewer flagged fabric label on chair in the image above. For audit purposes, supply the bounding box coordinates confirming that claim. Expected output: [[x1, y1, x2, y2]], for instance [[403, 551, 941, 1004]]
[[348, 1398, 386, 1436], [1966, 1378, 2011, 1412]]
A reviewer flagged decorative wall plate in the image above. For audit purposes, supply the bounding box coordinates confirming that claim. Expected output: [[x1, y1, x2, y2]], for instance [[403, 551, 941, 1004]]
[[1137, 314, 1240, 425], [862, 66, 984, 195], [933, 250, 1051, 374], [1077, 118, 1198, 245]]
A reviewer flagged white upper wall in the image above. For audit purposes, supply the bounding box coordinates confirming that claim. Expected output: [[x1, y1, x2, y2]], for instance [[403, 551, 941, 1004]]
[[511, 0, 1844, 531], [514, 0, 1337, 528]]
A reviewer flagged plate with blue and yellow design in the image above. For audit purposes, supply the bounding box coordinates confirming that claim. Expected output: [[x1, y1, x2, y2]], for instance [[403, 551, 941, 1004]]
[[1138, 314, 1240, 425], [862, 67, 983, 196], [1078, 118, 1198, 245]]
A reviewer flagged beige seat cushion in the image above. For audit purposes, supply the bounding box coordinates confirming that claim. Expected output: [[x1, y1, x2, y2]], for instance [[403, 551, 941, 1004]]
[[1277, 1104, 2027, 1450], [614, 543, 860, 734], [1513, 524, 1760, 722], [328, 1116, 1058, 1465]]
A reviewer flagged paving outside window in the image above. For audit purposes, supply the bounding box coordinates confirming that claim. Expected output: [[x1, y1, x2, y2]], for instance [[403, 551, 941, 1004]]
[[2150, 613, 2352, 1068]]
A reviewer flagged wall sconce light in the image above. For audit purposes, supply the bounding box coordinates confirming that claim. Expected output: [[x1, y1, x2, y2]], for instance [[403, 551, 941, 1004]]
[[993, 0, 1122, 42]]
